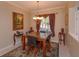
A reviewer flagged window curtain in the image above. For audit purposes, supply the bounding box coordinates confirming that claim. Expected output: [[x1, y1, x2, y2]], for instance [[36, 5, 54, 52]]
[[36, 19, 41, 32], [49, 14, 55, 37]]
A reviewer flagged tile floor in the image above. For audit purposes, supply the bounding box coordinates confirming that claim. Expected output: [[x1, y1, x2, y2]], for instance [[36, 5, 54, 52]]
[[59, 44, 70, 57]]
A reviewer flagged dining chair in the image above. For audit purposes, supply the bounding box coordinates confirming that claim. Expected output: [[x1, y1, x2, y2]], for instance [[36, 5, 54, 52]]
[[46, 33, 52, 52], [26, 35, 39, 56]]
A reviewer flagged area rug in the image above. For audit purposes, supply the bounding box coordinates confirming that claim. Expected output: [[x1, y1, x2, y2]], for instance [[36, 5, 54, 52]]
[[2, 42, 59, 57]]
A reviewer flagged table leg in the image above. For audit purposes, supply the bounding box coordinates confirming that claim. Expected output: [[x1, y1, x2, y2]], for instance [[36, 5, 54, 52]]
[[21, 35, 26, 50], [43, 40, 46, 57], [13, 34, 16, 45]]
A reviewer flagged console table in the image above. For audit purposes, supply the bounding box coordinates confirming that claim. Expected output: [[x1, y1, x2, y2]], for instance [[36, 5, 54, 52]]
[[13, 33, 26, 50]]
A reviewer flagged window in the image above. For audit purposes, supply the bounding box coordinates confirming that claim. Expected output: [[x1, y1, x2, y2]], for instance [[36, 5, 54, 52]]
[[69, 7, 79, 40], [40, 16, 51, 32]]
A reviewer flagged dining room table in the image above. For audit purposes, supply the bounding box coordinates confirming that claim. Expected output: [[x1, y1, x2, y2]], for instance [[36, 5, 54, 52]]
[[22, 31, 49, 56]]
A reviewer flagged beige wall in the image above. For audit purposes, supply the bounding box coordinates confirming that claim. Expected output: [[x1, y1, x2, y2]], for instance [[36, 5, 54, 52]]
[[0, 2, 30, 56], [31, 7, 66, 42]]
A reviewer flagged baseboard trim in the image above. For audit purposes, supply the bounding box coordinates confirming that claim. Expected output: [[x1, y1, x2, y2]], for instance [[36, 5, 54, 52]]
[[0, 41, 21, 56], [68, 32, 78, 40]]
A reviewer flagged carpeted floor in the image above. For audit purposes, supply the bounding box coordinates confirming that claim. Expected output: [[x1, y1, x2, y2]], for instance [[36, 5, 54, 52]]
[[2, 42, 59, 57]]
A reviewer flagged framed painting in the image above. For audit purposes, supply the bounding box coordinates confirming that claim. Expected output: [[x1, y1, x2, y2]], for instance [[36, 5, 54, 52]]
[[13, 12, 24, 30]]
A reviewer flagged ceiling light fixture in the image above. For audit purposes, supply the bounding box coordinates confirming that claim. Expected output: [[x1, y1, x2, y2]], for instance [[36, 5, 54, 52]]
[[33, 1, 43, 20]]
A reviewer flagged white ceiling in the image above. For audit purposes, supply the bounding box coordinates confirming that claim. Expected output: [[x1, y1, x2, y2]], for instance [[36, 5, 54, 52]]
[[6, 1, 68, 11]]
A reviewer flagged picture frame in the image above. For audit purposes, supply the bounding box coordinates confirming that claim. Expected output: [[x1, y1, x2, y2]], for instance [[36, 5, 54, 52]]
[[13, 12, 24, 30]]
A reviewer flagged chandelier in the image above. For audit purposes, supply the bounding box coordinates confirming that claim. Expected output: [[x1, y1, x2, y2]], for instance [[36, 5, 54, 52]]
[[33, 1, 43, 20]]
